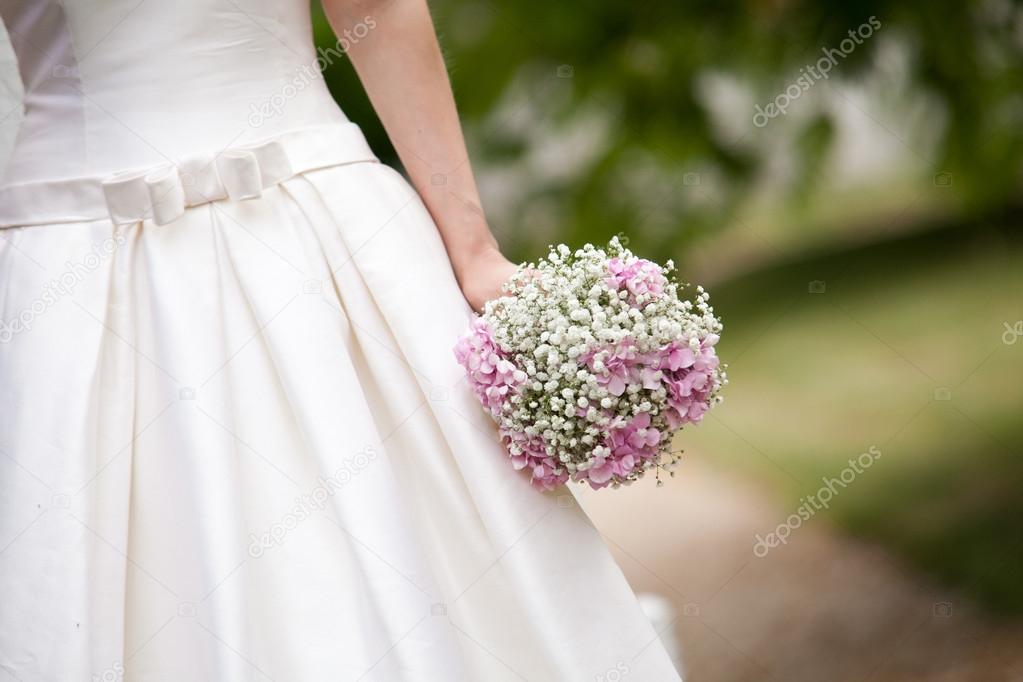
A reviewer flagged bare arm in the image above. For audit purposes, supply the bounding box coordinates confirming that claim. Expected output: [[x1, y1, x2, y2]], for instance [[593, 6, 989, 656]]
[[322, 0, 516, 311]]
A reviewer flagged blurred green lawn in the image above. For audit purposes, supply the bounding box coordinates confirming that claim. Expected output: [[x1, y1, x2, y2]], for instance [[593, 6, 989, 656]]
[[309, 3, 1023, 617], [682, 218, 1023, 614]]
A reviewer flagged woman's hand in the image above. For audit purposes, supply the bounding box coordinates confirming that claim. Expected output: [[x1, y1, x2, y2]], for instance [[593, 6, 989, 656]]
[[453, 246, 519, 313], [324, 0, 513, 313]]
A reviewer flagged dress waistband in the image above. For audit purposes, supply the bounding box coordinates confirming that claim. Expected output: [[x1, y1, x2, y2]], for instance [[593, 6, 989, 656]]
[[0, 123, 379, 229]]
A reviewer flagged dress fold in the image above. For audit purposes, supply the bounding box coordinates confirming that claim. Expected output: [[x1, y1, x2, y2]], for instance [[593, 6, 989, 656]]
[[0, 129, 681, 682]]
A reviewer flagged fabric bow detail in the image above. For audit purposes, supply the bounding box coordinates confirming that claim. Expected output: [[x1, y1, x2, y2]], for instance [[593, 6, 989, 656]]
[[101, 139, 293, 226]]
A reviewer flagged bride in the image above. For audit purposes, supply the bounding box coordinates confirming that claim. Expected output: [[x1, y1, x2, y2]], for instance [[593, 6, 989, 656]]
[[0, 0, 681, 679]]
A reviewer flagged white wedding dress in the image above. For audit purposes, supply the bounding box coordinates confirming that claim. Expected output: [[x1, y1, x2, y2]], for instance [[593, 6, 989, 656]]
[[0, 2, 681, 680]]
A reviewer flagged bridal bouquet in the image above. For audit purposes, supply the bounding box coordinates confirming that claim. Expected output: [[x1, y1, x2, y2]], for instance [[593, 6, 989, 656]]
[[453, 238, 726, 491]]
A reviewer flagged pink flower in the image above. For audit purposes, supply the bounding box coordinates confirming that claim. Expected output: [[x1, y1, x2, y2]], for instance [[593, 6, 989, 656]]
[[637, 366, 663, 390], [604, 257, 667, 304], [655, 341, 696, 372], [608, 412, 662, 460], [500, 429, 569, 491], [453, 318, 525, 417], [662, 337, 719, 429], [583, 337, 641, 397], [575, 412, 662, 489], [454, 261, 723, 492]]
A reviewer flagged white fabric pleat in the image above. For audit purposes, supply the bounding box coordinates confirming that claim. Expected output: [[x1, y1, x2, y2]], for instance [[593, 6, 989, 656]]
[[0, 160, 681, 681]]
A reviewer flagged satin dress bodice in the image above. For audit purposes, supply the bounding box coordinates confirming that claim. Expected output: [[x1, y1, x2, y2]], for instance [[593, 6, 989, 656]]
[[0, 0, 347, 185]]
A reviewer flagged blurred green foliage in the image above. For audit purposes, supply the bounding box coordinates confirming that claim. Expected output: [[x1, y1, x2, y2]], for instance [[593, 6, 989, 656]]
[[687, 220, 1023, 614], [312, 1, 1023, 615], [314, 0, 1023, 262]]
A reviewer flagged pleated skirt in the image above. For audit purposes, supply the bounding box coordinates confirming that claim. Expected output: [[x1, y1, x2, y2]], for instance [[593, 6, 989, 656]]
[[0, 124, 681, 681]]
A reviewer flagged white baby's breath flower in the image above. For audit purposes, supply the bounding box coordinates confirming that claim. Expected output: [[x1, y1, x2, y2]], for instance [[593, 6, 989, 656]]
[[460, 239, 725, 490]]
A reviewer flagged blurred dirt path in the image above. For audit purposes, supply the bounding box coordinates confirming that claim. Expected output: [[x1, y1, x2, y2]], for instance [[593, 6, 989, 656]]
[[578, 462, 1023, 682]]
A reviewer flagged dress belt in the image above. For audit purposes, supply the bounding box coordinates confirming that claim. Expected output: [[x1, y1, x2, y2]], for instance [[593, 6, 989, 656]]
[[0, 123, 379, 229]]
